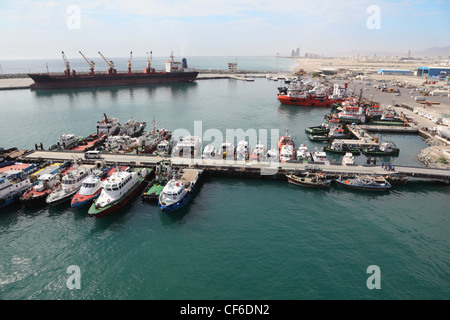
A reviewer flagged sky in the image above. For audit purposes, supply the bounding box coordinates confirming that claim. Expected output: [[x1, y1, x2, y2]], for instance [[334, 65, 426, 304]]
[[0, 0, 449, 59]]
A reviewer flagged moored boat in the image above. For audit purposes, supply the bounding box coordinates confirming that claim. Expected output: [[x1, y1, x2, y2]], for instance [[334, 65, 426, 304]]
[[88, 167, 150, 218], [278, 130, 295, 150], [71, 165, 122, 209], [172, 135, 202, 158], [46, 164, 94, 206], [342, 152, 355, 166], [296, 144, 311, 162], [21, 171, 62, 204], [335, 175, 391, 191], [236, 140, 250, 160], [286, 173, 331, 187], [324, 140, 361, 155], [362, 141, 400, 156], [250, 142, 267, 161], [142, 160, 172, 202], [158, 168, 203, 213], [216, 142, 235, 159], [0, 170, 31, 208], [202, 144, 216, 159], [279, 144, 295, 162]]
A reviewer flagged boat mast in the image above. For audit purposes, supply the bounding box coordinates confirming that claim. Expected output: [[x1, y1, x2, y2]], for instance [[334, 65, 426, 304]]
[[61, 51, 71, 76], [79, 51, 95, 75]]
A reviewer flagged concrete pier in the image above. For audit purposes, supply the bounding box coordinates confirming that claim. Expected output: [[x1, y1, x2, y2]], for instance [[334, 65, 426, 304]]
[[19, 150, 450, 183]]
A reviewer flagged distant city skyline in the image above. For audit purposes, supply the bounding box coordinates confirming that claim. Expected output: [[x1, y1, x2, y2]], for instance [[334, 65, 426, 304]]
[[0, 0, 449, 59]]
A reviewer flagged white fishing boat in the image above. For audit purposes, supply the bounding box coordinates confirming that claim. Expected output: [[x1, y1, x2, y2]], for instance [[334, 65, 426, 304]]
[[279, 144, 295, 162], [153, 140, 172, 156], [216, 141, 235, 159], [120, 116, 146, 137], [159, 169, 202, 213], [297, 144, 311, 161], [96, 113, 121, 136], [311, 150, 330, 164], [172, 135, 203, 158], [46, 165, 93, 206], [235, 140, 250, 160], [202, 144, 216, 159], [250, 142, 267, 161], [56, 133, 82, 150], [264, 148, 279, 162], [342, 152, 355, 166]]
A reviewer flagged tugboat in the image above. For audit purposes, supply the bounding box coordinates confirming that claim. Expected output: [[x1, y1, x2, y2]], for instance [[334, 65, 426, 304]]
[[158, 168, 203, 213], [88, 167, 150, 218], [0, 170, 31, 208], [96, 113, 121, 137]]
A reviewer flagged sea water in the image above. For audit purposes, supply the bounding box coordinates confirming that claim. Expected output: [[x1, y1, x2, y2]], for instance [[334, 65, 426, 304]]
[[0, 62, 449, 300]]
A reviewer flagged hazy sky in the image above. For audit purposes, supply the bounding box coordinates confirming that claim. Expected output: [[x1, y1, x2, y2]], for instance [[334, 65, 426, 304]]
[[0, 0, 449, 59]]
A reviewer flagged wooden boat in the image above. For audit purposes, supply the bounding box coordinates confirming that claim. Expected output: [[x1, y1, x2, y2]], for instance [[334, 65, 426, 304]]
[[286, 173, 331, 187]]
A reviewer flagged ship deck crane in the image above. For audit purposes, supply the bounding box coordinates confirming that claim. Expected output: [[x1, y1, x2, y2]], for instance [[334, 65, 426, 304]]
[[61, 51, 71, 76], [127, 51, 132, 74], [79, 51, 95, 75], [98, 51, 116, 74], [144, 51, 154, 74]]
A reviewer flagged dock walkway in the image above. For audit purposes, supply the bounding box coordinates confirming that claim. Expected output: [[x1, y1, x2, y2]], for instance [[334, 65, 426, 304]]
[[20, 150, 450, 183]]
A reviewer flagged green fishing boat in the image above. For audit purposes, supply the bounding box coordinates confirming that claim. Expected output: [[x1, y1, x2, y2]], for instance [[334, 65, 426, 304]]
[[362, 141, 400, 156], [142, 160, 172, 202]]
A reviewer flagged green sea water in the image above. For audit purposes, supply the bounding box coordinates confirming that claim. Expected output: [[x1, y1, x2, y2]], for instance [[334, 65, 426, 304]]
[[0, 76, 449, 300]]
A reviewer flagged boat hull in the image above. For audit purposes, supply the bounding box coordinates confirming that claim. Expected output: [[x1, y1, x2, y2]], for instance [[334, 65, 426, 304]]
[[160, 190, 192, 213], [71, 190, 101, 209], [28, 72, 199, 90], [286, 175, 331, 187], [88, 177, 147, 218], [335, 180, 390, 191], [278, 94, 344, 107]]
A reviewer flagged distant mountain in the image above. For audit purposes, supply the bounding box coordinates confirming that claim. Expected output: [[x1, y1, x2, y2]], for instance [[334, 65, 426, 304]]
[[412, 46, 450, 58], [331, 46, 450, 58]]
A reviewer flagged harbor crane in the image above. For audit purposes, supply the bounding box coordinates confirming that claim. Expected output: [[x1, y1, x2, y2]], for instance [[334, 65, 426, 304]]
[[98, 51, 116, 74], [61, 51, 71, 76], [127, 51, 132, 74], [144, 51, 154, 74], [79, 51, 95, 75]]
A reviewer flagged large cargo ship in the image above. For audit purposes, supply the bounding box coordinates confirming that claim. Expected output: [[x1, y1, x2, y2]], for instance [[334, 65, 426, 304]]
[[28, 51, 199, 90]]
